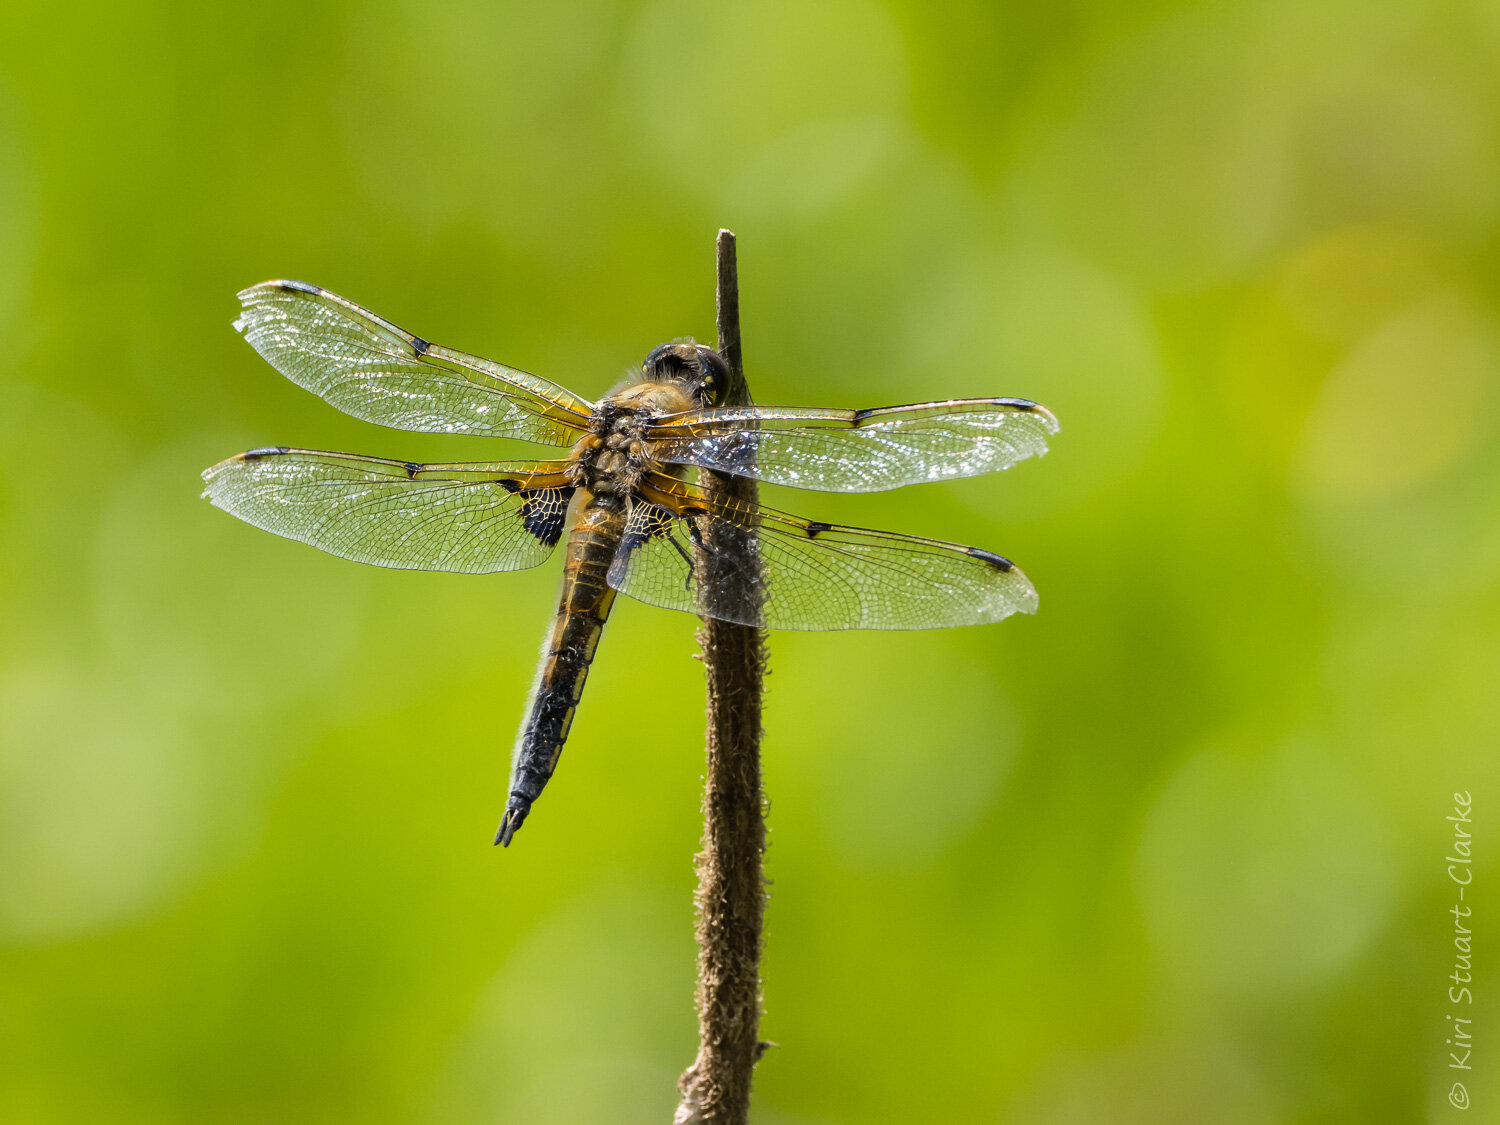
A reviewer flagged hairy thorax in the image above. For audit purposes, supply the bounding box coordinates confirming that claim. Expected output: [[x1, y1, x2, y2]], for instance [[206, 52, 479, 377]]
[[567, 378, 695, 497]]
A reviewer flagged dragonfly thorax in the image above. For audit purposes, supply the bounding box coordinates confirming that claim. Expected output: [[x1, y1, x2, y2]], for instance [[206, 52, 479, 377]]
[[570, 389, 677, 494], [567, 341, 727, 495]]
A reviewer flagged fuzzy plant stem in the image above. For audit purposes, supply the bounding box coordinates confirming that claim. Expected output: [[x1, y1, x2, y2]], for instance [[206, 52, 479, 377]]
[[674, 230, 769, 1125]]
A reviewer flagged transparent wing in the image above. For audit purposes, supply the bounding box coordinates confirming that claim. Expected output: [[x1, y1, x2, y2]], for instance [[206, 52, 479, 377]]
[[642, 398, 1058, 492], [606, 476, 1038, 630], [201, 447, 575, 573], [235, 280, 595, 445]]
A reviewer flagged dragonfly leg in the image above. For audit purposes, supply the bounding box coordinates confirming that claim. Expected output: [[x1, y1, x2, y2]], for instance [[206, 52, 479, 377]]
[[668, 532, 696, 590]]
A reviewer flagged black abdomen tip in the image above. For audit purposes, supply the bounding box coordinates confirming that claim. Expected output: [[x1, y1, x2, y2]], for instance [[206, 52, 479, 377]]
[[495, 800, 530, 847]]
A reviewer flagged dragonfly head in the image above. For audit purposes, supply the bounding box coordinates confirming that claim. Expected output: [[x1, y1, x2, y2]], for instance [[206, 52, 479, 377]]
[[642, 340, 730, 407]]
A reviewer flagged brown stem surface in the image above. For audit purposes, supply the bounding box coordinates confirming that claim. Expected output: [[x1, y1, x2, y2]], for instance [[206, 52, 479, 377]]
[[674, 230, 768, 1125]]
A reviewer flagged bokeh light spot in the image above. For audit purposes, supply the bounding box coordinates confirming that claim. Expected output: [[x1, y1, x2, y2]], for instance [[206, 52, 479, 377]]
[[1135, 740, 1394, 1000], [0, 664, 206, 943], [1293, 293, 1497, 502]]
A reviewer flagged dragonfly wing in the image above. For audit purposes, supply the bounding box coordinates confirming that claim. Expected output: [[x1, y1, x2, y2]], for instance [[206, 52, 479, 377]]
[[235, 281, 595, 445], [642, 398, 1058, 492], [202, 447, 574, 573], [607, 477, 1037, 630]]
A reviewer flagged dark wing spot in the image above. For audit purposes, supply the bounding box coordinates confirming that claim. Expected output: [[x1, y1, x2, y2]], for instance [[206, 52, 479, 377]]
[[411, 334, 431, 356], [496, 479, 522, 494], [240, 445, 291, 461], [616, 502, 677, 557], [964, 546, 1014, 572], [271, 279, 322, 295], [404, 461, 421, 478], [804, 520, 832, 537], [520, 489, 569, 548]]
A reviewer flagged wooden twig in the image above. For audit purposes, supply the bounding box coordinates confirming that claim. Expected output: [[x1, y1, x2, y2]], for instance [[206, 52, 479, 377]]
[[674, 230, 768, 1125]]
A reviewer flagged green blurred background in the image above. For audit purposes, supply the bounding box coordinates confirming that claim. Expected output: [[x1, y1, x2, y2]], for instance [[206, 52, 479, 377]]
[[2, 1, 1497, 1121]]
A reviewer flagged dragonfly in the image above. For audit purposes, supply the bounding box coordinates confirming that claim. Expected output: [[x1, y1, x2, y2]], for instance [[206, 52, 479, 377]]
[[202, 281, 1059, 846]]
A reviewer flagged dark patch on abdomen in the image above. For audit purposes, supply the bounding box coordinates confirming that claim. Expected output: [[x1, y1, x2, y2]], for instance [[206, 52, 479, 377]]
[[497, 511, 621, 846], [498, 607, 610, 846]]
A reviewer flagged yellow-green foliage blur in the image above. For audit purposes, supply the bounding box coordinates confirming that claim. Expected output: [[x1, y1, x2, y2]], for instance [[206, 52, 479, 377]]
[[2, 2, 1497, 1122]]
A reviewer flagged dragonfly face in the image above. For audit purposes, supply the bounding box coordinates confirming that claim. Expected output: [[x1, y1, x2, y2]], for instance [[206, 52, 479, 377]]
[[202, 280, 1059, 846], [639, 340, 731, 407]]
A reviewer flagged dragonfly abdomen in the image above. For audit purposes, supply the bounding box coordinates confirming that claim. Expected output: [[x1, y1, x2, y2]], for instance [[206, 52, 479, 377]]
[[496, 499, 622, 846]]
